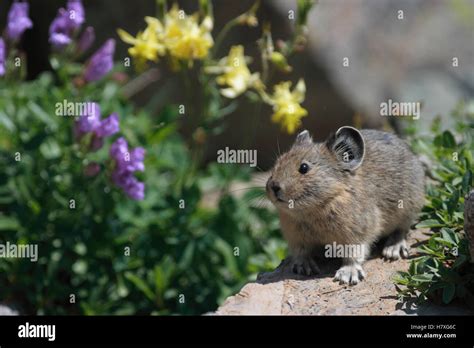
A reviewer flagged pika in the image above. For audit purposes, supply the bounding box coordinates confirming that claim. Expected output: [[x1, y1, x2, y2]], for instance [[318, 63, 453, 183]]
[[266, 127, 425, 285]]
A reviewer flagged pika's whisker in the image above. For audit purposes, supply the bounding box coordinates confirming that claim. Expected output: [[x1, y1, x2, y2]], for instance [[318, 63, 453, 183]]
[[227, 186, 265, 194]]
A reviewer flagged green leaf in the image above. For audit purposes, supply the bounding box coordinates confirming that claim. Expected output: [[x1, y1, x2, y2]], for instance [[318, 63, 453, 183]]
[[411, 274, 434, 282], [27, 101, 57, 130], [153, 266, 166, 296], [452, 176, 462, 186], [124, 272, 155, 302], [214, 237, 239, 277], [440, 228, 456, 245], [442, 283, 456, 304], [393, 274, 409, 285], [0, 216, 20, 231], [0, 111, 16, 132], [415, 219, 444, 228], [462, 170, 472, 193], [447, 189, 460, 216], [452, 254, 467, 269], [444, 183, 456, 193], [148, 124, 176, 145], [409, 260, 417, 275], [178, 241, 195, 270], [441, 130, 456, 148]]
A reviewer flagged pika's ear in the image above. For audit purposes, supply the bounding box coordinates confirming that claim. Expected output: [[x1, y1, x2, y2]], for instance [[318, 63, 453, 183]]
[[326, 126, 365, 171], [294, 130, 313, 147]]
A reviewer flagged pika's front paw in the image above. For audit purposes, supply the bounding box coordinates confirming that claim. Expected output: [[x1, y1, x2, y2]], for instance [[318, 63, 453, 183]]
[[382, 238, 409, 260], [334, 264, 366, 285], [291, 256, 320, 276]]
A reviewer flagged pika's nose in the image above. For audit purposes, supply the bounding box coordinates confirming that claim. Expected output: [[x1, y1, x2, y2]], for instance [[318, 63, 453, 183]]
[[270, 181, 281, 196]]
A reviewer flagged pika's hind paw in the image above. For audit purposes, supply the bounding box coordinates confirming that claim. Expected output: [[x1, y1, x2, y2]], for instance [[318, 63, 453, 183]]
[[291, 256, 320, 276], [382, 238, 409, 260], [334, 264, 366, 285]]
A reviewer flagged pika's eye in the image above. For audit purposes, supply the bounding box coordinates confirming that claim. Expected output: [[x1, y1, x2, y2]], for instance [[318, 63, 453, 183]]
[[299, 163, 309, 174]]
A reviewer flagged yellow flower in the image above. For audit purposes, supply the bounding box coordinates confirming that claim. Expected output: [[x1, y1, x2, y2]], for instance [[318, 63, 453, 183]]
[[206, 45, 260, 98], [269, 79, 308, 134], [117, 6, 214, 67], [117, 17, 165, 69], [162, 6, 214, 61]]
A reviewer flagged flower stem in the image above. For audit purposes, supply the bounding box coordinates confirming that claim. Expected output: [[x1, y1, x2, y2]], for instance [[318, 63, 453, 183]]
[[212, 18, 239, 57]]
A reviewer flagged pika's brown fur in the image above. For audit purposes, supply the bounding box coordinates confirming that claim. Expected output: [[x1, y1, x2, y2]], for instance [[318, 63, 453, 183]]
[[266, 127, 425, 284]]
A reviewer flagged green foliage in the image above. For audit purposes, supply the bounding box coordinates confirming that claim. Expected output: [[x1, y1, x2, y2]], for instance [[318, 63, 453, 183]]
[[0, 0, 318, 316], [0, 67, 284, 315], [395, 103, 474, 307]]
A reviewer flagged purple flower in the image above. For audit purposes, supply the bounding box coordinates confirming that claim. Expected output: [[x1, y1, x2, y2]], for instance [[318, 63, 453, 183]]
[[112, 173, 145, 201], [0, 39, 6, 76], [66, 0, 85, 30], [49, 1, 86, 49], [77, 26, 95, 54], [73, 106, 142, 200], [110, 137, 128, 161], [110, 137, 146, 200], [126, 147, 146, 172], [49, 8, 75, 48], [96, 113, 120, 137], [123, 177, 145, 201], [76, 103, 101, 134], [6, 1, 33, 41], [110, 140, 145, 172], [83, 39, 115, 82], [75, 103, 120, 151]]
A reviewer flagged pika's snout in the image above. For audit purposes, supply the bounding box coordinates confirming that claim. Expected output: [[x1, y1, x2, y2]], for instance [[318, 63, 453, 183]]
[[270, 181, 281, 196], [267, 179, 284, 201]]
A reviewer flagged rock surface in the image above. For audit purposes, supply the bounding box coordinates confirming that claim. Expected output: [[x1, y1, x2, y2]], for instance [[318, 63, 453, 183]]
[[0, 304, 19, 316], [215, 229, 473, 315]]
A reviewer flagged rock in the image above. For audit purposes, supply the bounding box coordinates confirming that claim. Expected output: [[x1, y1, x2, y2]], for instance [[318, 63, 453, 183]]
[[214, 229, 473, 315], [0, 304, 19, 316], [215, 283, 284, 315], [271, 0, 474, 130]]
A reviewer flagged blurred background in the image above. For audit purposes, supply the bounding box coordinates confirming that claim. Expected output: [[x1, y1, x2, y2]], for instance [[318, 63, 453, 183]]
[[2, 0, 471, 167]]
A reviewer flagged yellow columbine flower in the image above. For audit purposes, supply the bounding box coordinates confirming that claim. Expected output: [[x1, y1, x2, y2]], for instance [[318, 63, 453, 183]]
[[206, 45, 260, 98], [117, 17, 165, 69], [270, 79, 308, 134], [162, 5, 214, 61]]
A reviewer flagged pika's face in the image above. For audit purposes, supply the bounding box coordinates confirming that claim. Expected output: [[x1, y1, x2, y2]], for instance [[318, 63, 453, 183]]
[[266, 128, 365, 211], [266, 144, 342, 210]]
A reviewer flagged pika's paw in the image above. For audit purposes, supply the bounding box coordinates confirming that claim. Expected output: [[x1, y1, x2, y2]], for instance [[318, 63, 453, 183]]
[[291, 256, 320, 276], [382, 238, 409, 260], [334, 264, 366, 285]]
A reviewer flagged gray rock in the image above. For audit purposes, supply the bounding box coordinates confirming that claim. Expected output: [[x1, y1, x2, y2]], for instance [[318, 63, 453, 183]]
[[214, 229, 473, 315], [0, 304, 19, 316], [272, 0, 474, 130]]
